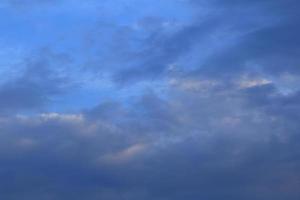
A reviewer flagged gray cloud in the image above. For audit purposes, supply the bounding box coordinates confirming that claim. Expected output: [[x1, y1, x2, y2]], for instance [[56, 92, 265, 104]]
[[84, 0, 300, 84], [0, 0, 299, 199], [0, 81, 299, 199], [0, 49, 72, 114]]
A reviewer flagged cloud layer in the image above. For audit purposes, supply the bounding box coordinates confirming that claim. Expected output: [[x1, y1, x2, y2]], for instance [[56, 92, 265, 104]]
[[0, 0, 299, 199]]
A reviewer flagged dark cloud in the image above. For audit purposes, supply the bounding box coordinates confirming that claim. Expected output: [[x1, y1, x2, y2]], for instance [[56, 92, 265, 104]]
[[84, 0, 300, 84], [0, 0, 299, 199], [0, 83, 299, 199], [0, 49, 72, 113], [188, 0, 300, 77], [111, 17, 220, 84]]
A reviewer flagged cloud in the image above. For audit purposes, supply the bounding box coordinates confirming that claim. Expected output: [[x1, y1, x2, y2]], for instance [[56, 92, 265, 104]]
[[82, 0, 300, 86], [0, 82, 299, 199], [99, 143, 148, 164], [0, 49, 72, 114], [0, 0, 299, 199]]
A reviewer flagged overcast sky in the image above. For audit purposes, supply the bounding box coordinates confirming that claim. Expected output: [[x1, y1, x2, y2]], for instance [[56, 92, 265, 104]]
[[0, 0, 300, 199]]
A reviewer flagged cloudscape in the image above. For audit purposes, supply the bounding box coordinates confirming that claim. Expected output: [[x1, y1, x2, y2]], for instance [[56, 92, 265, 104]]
[[0, 0, 300, 199]]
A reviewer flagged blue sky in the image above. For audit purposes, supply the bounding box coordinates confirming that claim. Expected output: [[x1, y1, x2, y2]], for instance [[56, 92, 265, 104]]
[[0, 0, 300, 199]]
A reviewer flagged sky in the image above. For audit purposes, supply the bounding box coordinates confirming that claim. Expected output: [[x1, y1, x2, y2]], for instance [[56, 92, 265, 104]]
[[0, 0, 300, 199]]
